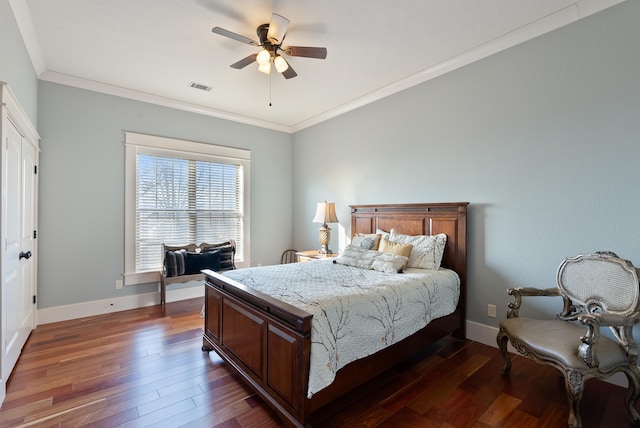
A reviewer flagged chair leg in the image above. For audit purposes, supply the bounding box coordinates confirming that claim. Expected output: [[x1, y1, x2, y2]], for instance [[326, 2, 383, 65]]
[[160, 278, 166, 306], [496, 328, 512, 375], [624, 366, 640, 425], [563, 370, 584, 428]]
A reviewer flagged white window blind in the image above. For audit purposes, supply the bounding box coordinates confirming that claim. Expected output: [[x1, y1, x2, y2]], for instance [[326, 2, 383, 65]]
[[124, 132, 250, 286], [136, 153, 243, 272]]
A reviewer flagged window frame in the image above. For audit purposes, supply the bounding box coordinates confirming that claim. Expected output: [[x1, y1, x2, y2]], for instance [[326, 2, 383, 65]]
[[124, 132, 251, 286]]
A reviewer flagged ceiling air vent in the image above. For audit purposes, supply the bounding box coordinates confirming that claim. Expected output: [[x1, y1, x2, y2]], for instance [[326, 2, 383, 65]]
[[189, 82, 212, 92]]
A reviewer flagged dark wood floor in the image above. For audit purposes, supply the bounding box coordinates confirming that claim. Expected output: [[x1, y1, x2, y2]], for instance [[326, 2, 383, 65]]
[[0, 298, 635, 427]]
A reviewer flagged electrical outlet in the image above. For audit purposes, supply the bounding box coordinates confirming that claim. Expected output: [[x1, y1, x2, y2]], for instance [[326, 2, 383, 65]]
[[115, 279, 123, 289], [487, 304, 497, 318]]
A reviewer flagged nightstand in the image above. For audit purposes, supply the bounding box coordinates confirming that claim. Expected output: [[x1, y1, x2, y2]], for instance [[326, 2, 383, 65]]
[[295, 250, 339, 262]]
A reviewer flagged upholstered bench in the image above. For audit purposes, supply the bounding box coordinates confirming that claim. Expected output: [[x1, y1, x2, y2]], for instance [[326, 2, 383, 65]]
[[161, 240, 236, 305]]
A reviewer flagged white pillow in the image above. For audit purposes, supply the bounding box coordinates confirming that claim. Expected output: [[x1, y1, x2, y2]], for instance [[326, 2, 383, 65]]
[[371, 252, 408, 274], [334, 245, 407, 273], [376, 228, 390, 241], [389, 229, 447, 270]]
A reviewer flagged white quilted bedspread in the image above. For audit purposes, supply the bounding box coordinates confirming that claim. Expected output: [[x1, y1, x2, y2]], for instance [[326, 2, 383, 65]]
[[222, 259, 460, 397]]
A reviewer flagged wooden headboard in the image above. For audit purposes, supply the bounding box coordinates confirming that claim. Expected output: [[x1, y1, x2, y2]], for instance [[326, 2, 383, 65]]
[[351, 202, 469, 303]]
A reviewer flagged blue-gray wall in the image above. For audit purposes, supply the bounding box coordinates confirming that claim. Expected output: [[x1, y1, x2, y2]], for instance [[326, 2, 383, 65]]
[[292, 0, 640, 326], [3, 0, 639, 329], [35, 83, 292, 307]]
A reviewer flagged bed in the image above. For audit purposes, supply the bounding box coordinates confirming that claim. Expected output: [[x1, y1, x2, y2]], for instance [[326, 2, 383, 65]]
[[202, 202, 468, 427]]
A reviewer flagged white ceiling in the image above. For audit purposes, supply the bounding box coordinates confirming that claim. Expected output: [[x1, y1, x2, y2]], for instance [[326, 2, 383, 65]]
[[12, 0, 624, 133]]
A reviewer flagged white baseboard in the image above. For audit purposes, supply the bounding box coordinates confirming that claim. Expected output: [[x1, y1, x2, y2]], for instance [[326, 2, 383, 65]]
[[465, 319, 627, 387], [37, 286, 204, 325], [465, 320, 504, 349]]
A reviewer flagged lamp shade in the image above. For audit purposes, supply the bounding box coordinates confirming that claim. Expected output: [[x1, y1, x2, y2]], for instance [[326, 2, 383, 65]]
[[312, 201, 338, 225]]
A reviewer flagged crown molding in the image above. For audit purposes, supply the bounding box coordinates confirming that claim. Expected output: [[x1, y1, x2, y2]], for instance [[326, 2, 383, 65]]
[[11, 0, 628, 134], [290, 0, 628, 132], [38, 70, 293, 133]]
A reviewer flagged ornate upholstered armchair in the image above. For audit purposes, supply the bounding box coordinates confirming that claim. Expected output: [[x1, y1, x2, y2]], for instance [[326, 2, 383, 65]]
[[497, 251, 640, 428]]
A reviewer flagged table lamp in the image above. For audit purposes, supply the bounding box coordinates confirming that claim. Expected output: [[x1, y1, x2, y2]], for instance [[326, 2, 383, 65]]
[[312, 201, 338, 254]]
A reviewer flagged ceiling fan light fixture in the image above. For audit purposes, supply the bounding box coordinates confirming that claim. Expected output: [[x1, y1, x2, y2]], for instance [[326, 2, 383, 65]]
[[212, 13, 327, 80], [258, 62, 271, 74], [274, 55, 289, 73], [256, 49, 271, 66]]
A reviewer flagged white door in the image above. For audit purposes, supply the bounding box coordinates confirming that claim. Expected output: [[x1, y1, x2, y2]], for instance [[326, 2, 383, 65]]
[[19, 133, 37, 346], [1, 118, 35, 382]]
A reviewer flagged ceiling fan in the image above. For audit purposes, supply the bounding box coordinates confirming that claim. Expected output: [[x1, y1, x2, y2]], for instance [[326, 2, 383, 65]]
[[212, 13, 327, 79]]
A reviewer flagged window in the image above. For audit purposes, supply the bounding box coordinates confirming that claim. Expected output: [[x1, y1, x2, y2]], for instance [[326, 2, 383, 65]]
[[124, 132, 250, 285]]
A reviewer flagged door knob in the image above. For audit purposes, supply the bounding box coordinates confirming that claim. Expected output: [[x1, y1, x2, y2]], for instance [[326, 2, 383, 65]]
[[19, 251, 32, 260]]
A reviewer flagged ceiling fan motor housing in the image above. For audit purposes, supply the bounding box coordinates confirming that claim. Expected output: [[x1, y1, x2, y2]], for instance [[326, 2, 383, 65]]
[[257, 23, 277, 53]]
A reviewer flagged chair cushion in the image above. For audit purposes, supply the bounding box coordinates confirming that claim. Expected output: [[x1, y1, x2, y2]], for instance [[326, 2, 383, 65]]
[[500, 318, 627, 373]]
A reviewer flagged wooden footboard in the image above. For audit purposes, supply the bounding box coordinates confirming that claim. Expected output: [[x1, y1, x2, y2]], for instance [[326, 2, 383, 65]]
[[202, 271, 313, 427], [202, 202, 468, 427]]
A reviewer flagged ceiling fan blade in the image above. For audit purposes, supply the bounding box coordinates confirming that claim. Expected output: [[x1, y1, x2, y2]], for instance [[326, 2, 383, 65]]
[[212, 27, 258, 46], [230, 54, 258, 69], [283, 46, 327, 59], [281, 63, 298, 79], [267, 13, 290, 45]]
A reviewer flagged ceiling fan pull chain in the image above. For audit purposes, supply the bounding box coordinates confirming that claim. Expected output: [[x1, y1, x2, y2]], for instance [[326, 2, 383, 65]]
[[269, 69, 272, 107]]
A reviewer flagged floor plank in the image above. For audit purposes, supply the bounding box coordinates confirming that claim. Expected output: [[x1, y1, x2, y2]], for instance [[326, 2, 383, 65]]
[[0, 298, 637, 427]]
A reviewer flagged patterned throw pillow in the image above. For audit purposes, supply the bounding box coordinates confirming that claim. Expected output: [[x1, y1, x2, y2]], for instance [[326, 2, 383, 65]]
[[351, 233, 382, 250], [165, 250, 186, 277], [388, 230, 447, 270], [202, 244, 236, 271]]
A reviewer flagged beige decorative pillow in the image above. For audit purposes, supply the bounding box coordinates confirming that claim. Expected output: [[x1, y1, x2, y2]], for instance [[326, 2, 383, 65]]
[[378, 238, 413, 269]]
